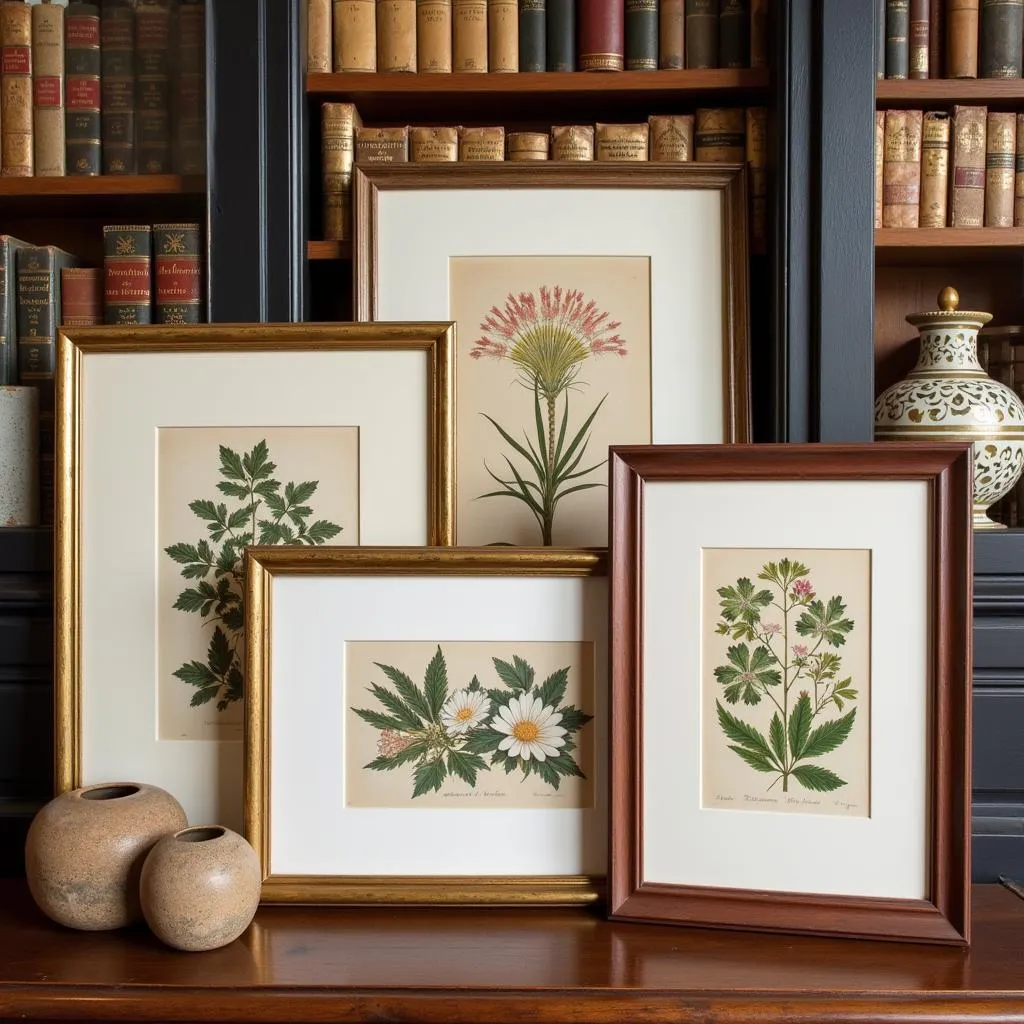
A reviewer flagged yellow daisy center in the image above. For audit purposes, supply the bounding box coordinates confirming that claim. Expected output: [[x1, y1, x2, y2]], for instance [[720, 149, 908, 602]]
[[455, 707, 474, 721], [512, 720, 540, 743]]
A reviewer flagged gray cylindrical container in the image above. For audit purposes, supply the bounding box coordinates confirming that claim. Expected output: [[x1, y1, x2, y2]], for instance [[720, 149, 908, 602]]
[[0, 385, 39, 527]]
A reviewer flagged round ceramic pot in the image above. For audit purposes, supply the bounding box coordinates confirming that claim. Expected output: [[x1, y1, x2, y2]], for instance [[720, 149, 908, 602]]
[[0, 385, 38, 527], [25, 782, 188, 930], [874, 287, 1024, 529], [140, 825, 261, 952]]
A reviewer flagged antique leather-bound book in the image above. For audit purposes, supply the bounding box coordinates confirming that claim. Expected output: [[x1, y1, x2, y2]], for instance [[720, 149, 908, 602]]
[[595, 122, 649, 161], [882, 108, 922, 227], [659, 0, 684, 68], [103, 225, 152, 324], [488, 0, 518, 72], [979, 0, 1023, 77], [458, 125, 504, 161], [874, 110, 885, 228], [409, 126, 458, 161], [518, 0, 544, 71], [32, 0, 65, 177], [172, 0, 205, 174], [750, 0, 768, 66], [625, 0, 658, 71], [154, 223, 203, 325], [919, 110, 950, 227], [378, 0, 417, 71], [928, 0, 944, 75], [417, 0, 451, 72], [946, 0, 980, 77], [1, 0, 33, 176], [355, 125, 409, 162], [719, 0, 749, 68], [746, 106, 768, 251], [321, 101, 362, 241], [453, 0, 488, 71], [0, 236, 28, 385], [136, 0, 171, 173], [101, 0, 135, 174], [579, 0, 623, 70], [885, 0, 909, 78], [985, 112, 1016, 226], [546, 0, 574, 71], [60, 268, 102, 328], [1016, 114, 1024, 225], [551, 124, 594, 160], [685, 0, 717, 68], [694, 107, 744, 161], [333, 0, 376, 71], [909, 0, 929, 76], [950, 104, 986, 225], [649, 114, 694, 161], [507, 131, 549, 160], [307, 0, 331, 70], [64, 0, 100, 175]]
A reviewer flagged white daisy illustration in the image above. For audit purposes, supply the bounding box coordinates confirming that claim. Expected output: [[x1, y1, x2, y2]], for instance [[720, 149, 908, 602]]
[[441, 689, 491, 735], [491, 694, 566, 762]]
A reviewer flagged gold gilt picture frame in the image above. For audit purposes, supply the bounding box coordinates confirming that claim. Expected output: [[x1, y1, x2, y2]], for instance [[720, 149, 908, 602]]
[[244, 546, 608, 905], [55, 323, 454, 833]]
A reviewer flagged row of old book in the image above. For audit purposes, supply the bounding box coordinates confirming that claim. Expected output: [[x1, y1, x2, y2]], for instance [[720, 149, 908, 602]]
[[878, 0, 1024, 80], [321, 103, 768, 247], [876, 106, 1023, 229], [0, 0, 204, 178], [309, 0, 769, 75]]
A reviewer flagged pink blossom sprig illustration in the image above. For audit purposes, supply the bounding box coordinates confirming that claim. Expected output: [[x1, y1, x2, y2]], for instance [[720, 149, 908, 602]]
[[713, 558, 859, 793], [470, 286, 627, 545]]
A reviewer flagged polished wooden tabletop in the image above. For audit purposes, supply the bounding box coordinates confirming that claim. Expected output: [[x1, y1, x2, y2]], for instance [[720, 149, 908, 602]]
[[1, 881, 1024, 1022]]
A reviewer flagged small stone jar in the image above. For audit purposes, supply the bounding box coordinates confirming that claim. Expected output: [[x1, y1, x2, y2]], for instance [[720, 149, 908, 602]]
[[0, 385, 38, 527], [140, 825, 261, 952]]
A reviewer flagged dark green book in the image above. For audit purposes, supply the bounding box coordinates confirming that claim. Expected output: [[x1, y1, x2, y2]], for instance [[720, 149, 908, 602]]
[[136, 0, 172, 173], [519, 0, 546, 71], [65, 1, 102, 176], [0, 236, 30, 386], [101, 0, 137, 174], [885, 0, 909, 79], [625, 0, 658, 70], [685, 0, 718, 68], [546, 0, 575, 71], [719, 0, 749, 67], [980, 0, 1023, 78]]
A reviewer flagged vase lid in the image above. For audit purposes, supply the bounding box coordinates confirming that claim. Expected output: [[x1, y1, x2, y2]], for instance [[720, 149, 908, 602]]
[[905, 286, 992, 329]]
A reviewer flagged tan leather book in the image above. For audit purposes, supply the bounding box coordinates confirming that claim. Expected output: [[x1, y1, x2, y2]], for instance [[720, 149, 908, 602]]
[[882, 108, 922, 228], [751, 0, 768, 67], [659, 0, 684, 68], [458, 125, 504, 160], [322, 102, 362, 241], [307, 0, 332, 71], [453, 0, 487, 71], [596, 122, 649, 162], [1, 0, 33, 176], [333, 0, 376, 71], [946, 0, 979, 78], [378, 0, 417, 71], [487, 0, 517, 71], [508, 131, 548, 160], [551, 124, 594, 161], [649, 114, 694, 161], [695, 108, 745, 162], [1015, 113, 1024, 225], [355, 125, 409, 162], [950, 104, 987, 225], [985, 111, 1015, 227], [919, 110, 949, 228], [745, 107, 768, 252], [875, 109, 885, 229], [417, 0, 452, 71], [32, 0, 65, 177], [409, 125, 458, 161]]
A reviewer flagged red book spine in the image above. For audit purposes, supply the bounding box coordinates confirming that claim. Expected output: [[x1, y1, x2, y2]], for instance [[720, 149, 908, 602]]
[[578, 0, 624, 71]]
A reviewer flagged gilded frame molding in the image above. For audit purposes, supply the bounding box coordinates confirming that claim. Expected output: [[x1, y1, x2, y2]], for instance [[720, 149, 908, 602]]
[[55, 322, 455, 798], [244, 545, 607, 905]]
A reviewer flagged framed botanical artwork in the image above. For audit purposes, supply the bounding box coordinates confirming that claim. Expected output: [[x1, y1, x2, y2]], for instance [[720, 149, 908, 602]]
[[353, 162, 750, 547], [55, 323, 454, 832], [244, 546, 607, 904], [608, 443, 973, 945]]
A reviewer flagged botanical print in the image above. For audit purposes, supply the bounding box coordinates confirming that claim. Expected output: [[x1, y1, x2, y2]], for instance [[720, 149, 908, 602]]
[[701, 548, 871, 818], [345, 640, 595, 808], [157, 426, 358, 741], [451, 256, 652, 546]]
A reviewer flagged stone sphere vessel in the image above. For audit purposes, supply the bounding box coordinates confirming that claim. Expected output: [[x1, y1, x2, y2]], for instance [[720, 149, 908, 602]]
[[874, 286, 1024, 529], [140, 825, 261, 952], [25, 782, 188, 930]]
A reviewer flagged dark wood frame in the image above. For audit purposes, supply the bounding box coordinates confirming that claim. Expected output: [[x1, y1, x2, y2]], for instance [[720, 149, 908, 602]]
[[608, 443, 974, 945]]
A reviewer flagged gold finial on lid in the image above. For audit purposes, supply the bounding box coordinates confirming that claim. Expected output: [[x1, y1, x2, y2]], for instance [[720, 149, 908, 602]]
[[938, 286, 959, 312]]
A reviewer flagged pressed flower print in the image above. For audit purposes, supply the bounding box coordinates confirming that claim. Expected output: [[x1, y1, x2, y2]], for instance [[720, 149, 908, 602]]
[[701, 548, 871, 818], [450, 256, 652, 546], [345, 640, 596, 809]]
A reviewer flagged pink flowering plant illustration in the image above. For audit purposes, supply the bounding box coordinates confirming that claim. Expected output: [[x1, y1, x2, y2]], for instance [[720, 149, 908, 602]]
[[351, 646, 593, 797], [713, 558, 859, 793], [470, 286, 627, 544]]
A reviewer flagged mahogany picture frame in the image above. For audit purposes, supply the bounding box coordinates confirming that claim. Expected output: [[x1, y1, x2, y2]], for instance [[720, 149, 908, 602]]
[[608, 443, 974, 945]]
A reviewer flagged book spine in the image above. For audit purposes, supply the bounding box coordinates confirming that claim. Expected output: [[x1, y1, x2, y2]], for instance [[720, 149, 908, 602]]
[[719, 0, 749, 68], [417, 0, 452, 71], [877, 0, 886, 76], [488, 0, 518, 72], [154, 223, 203, 324], [378, 0, 417, 71], [354, 125, 409, 162], [919, 110, 950, 227], [885, 0, 909, 77], [985, 111, 1016, 225], [65, 2, 101, 175], [333, 0, 376, 71], [172, 0, 205, 175], [875, 109, 885, 228], [649, 113, 694, 161], [518, 0, 544, 71], [882, 108, 922, 227], [321, 102, 361, 241], [1015, 113, 1024, 224], [909, 0, 929, 76], [0, 238, 26, 386], [694, 106, 745, 161], [60, 267, 103, 327], [136, 0, 171, 173], [947, 0, 980, 77], [546, 0, 574, 71], [750, 0, 767, 67], [626, 0, 658, 70], [660, 0, 684, 68], [578, 0, 624, 70], [458, 125, 504, 161], [685, 0, 718, 69], [101, 0, 136, 174], [103, 225, 152, 324], [980, 0, 1023, 78], [1, 0, 33, 177], [595, 122, 649, 161], [928, 0, 944, 75], [32, 1, 65, 177], [551, 124, 594, 160], [409, 125, 458, 161], [307, 0, 332, 71], [453, 0, 488, 71], [746, 106, 768, 251], [951, 104, 987, 224], [507, 130, 549, 160]]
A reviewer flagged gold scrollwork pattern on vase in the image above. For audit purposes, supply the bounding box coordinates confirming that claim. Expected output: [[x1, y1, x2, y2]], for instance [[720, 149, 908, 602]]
[[913, 330, 982, 372], [975, 443, 1024, 511], [873, 378, 1024, 429]]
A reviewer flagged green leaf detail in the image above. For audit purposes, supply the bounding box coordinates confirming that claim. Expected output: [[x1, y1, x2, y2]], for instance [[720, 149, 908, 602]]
[[173, 660, 217, 689], [717, 577, 774, 626], [365, 740, 428, 771], [556, 705, 593, 733], [768, 712, 786, 764], [716, 701, 780, 768], [460, 728, 503, 755], [799, 708, 857, 760], [447, 749, 487, 787], [374, 663, 432, 721], [535, 667, 569, 708], [795, 596, 855, 648], [412, 758, 447, 798], [351, 707, 408, 733], [714, 643, 781, 705], [791, 764, 847, 792], [423, 645, 448, 719], [219, 445, 246, 481], [493, 655, 534, 692], [788, 693, 812, 759], [535, 759, 562, 789], [728, 744, 777, 773], [366, 682, 424, 733]]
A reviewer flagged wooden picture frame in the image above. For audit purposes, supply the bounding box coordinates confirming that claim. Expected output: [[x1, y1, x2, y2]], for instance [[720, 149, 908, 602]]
[[244, 546, 608, 905], [55, 323, 454, 832], [353, 162, 750, 547], [608, 443, 973, 945]]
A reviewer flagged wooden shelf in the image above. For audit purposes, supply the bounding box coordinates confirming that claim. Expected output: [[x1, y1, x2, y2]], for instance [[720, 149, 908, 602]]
[[308, 240, 351, 260], [0, 174, 204, 197], [876, 227, 1024, 264], [877, 79, 1024, 108], [1, 174, 205, 221]]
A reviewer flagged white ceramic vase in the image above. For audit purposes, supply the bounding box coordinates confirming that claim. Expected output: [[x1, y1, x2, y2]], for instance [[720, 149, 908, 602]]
[[874, 287, 1024, 529]]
